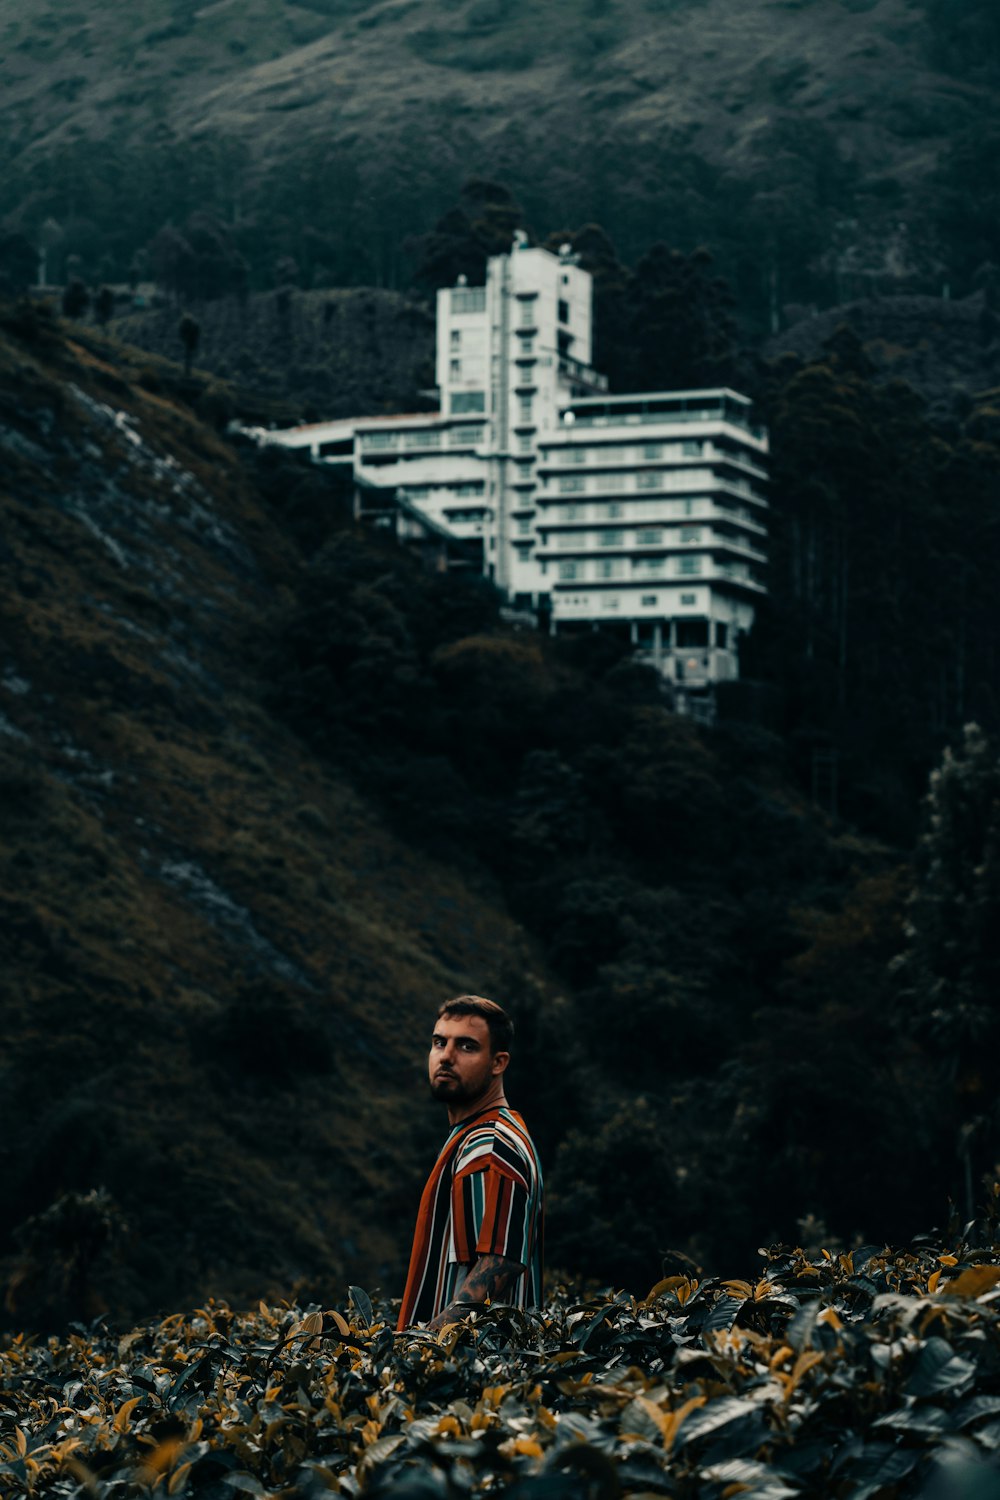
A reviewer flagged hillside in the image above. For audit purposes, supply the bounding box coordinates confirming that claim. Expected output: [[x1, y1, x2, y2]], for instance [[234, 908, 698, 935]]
[[3, 300, 1000, 1335], [3, 0, 999, 320], [0, 299, 539, 1324], [110, 286, 435, 420]]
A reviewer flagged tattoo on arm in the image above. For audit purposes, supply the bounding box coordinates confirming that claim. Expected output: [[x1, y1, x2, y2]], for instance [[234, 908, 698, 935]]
[[428, 1254, 524, 1331]]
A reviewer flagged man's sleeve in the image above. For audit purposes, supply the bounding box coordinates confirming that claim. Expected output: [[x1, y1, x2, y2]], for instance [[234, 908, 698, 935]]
[[450, 1160, 531, 1267]]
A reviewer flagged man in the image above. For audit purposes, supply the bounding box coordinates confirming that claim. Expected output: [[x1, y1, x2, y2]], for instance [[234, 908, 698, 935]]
[[397, 995, 543, 1331]]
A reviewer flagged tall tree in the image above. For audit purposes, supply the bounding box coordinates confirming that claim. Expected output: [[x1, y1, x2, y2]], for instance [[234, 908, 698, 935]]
[[178, 312, 200, 377], [408, 179, 523, 291], [891, 724, 1000, 1215]]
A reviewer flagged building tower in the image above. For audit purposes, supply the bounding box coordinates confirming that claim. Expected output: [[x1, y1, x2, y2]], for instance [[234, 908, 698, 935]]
[[255, 236, 768, 701]]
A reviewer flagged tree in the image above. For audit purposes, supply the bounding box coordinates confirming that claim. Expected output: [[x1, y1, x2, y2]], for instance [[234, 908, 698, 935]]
[[94, 286, 115, 326], [891, 724, 1000, 1214], [0, 232, 37, 296], [61, 279, 89, 320], [408, 179, 523, 291], [178, 312, 200, 376], [623, 243, 738, 392]]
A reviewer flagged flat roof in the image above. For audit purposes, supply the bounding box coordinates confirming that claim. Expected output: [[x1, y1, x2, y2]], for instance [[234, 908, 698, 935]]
[[566, 387, 752, 409]]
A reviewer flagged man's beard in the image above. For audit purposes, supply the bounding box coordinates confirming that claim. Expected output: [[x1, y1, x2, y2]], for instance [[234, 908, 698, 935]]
[[430, 1072, 484, 1104]]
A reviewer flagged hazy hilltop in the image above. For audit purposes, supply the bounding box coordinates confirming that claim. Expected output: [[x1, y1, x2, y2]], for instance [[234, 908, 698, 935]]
[[3, 0, 999, 325]]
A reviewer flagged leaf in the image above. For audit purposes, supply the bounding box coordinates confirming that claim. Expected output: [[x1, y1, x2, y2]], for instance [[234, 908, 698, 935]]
[[673, 1397, 757, 1451], [874, 1406, 951, 1436], [167, 1461, 193, 1494], [703, 1460, 799, 1499], [642, 1275, 692, 1306], [619, 1397, 667, 1443], [942, 1265, 1000, 1299], [701, 1296, 742, 1336], [783, 1349, 824, 1401], [662, 1395, 706, 1452], [974, 1419, 1000, 1451], [348, 1287, 373, 1329], [842, 1443, 921, 1500], [222, 1474, 266, 1495], [113, 1396, 143, 1433], [953, 1395, 1000, 1430], [572, 1305, 616, 1350], [905, 1337, 977, 1398]]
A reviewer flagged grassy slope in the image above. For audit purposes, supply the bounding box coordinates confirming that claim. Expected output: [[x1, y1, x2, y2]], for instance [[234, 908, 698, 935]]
[[0, 301, 541, 1323], [0, 0, 988, 228]]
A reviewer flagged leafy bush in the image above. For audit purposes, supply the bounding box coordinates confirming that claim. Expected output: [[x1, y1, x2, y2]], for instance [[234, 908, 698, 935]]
[[1, 1213, 999, 1497]]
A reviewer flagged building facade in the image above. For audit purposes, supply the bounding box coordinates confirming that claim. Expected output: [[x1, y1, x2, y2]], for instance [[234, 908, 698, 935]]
[[259, 239, 768, 691]]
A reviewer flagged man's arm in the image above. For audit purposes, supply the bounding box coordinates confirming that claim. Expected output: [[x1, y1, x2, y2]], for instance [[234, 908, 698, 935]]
[[427, 1253, 524, 1331]]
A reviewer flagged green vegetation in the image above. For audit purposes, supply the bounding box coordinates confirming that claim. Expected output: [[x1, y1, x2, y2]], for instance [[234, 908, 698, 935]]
[[1, 1213, 1000, 1497], [3, 0, 1000, 326], [3, 291, 1000, 1330]]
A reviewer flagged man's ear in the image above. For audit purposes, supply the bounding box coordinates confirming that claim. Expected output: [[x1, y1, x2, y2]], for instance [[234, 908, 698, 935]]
[[492, 1051, 511, 1077]]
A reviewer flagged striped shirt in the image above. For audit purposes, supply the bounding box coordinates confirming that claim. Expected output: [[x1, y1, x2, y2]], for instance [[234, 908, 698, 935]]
[[398, 1104, 543, 1328]]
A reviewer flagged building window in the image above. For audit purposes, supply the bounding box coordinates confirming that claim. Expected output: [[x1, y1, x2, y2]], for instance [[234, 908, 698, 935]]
[[450, 359, 461, 379], [637, 528, 662, 544], [682, 440, 702, 456], [360, 430, 397, 450], [558, 298, 570, 324], [602, 472, 625, 492], [680, 527, 702, 543], [678, 555, 702, 575], [517, 518, 532, 535], [455, 482, 484, 496], [559, 561, 579, 580], [634, 557, 663, 573], [406, 485, 430, 500], [567, 447, 587, 464], [520, 337, 534, 354], [562, 503, 583, 521], [716, 622, 728, 648], [559, 475, 585, 493], [518, 462, 533, 479], [518, 433, 533, 453], [682, 497, 695, 515], [452, 287, 486, 314], [641, 595, 658, 606], [449, 424, 485, 446], [596, 559, 623, 579], [642, 443, 662, 460], [450, 330, 461, 349], [607, 501, 624, 518], [636, 472, 660, 489], [680, 593, 697, 605], [557, 532, 578, 548], [452, 391, 486, 414], [519, 299, 537, 326], [518, 396, 533, 421], [600, 529, 625, 547]]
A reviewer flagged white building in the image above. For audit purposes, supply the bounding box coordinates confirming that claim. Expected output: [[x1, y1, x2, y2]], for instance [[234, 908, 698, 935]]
[[260, 238, 768, 691]]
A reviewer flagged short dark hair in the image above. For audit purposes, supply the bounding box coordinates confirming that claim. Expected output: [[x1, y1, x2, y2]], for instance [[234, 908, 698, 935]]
[[437, 995, 514, 1056]]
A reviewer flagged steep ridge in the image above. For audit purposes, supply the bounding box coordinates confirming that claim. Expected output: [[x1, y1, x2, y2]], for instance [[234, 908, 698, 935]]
[[0, 301, 539, 1323]]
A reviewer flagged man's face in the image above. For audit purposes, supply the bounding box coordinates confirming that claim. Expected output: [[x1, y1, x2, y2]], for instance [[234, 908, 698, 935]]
[[428, 1012, 504, 1105]]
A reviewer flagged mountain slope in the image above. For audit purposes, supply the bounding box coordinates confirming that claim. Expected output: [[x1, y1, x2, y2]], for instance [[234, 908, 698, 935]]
[[0, 300, 539, 1322], [3, 0, 998, 311]]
